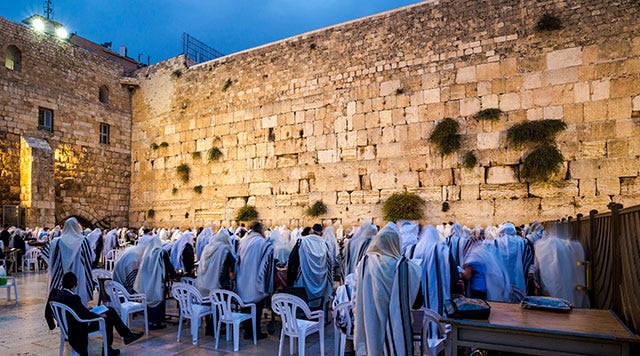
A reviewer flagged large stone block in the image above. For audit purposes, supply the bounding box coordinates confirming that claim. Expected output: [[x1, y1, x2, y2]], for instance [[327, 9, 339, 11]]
[[529, 180, 579, 198], [477, 132, 501, 149], [547, 47, 582, 70], [370, 173, 396, 190], [486, 166, 519, 184], [480, 183, 528, 199], [419, 169, 453, 186]]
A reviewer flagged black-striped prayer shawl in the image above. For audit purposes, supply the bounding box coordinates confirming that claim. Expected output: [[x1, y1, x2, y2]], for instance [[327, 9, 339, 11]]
[[48, 237, 95, 305]]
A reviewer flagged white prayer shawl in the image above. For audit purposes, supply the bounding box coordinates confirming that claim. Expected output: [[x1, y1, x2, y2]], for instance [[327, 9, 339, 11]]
[[447, 223, 467, 270], [412, 225, 451, 316], [87, 228, 101, 262], [290, 228, 300, 246], [333, 273, 356, 308], [270, 229, 292, 263], [399, 221, 419, 258], [196, 230, 232, 296], [48, 217, 94, 306], [497, 223, 526, 297], [134, 235, 166, 307], [158, 228, 169, 242], [235, 231, 274, 303], [196, 227, 214, 261], [343, 222, 377, 276], [113, 234, 152, 291], [336, 225, 344, 240], [485, 225, 499, 240], [102, 229, 118, 258], [170, 231, 194, 271], [464, 240, 511, 302], [354, 225, 420, 356], [322, 226, 339, 265], [295, 234, 333, 302]]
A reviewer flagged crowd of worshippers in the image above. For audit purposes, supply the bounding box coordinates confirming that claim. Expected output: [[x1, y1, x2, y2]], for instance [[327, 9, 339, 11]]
[[7, 215, 588, 356]]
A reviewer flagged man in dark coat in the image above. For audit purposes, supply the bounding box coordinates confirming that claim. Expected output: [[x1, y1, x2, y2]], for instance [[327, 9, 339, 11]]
[[45, 272, 143, 356]]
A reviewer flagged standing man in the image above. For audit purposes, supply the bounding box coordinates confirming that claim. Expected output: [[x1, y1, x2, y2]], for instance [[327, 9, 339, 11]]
[[235, 222, 273, 339]]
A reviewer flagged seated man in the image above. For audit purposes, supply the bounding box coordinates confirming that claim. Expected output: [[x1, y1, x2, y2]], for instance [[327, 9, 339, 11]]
[[45, 272, 143, 356]]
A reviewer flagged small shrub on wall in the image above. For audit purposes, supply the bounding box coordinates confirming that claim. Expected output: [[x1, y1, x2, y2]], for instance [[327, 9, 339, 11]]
[[235, 205, 259, 222], [506, 119, 566, 148], [305, 200, 327, 217], [429, 118, 461, 156], [147, 209, 155, 219], [208, 147, 223, 162], [520, 145, 564, 182], [193, 185, 203, 194], [176, 163, 190, 183], [382, 192, 426, 222]]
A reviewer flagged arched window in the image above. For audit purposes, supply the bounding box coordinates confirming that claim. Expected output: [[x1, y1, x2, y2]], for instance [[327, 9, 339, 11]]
[[5, 45, 22, 71], [99, 85, 109, 104]]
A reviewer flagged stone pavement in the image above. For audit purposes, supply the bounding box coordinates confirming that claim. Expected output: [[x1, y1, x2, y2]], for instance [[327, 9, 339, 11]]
[[0, 271, 336, 355]]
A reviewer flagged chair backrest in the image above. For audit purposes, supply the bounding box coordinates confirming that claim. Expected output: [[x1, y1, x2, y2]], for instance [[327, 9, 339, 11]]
[[271, 293, 313, 336], [420, 308, 447, 339], [25, 248, 40, 260], [171, 282, 204, 319], [333, 302, 354, 338], [104, 280, 128, 311], [92, 269, 112, 282], [49, 301, 76, 340], [180, 277, 196, 286], [209, 289, 243, 321]]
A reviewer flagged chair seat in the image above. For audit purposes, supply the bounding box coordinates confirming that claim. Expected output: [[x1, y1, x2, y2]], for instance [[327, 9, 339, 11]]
[[121, 301, 144, 312], [221, 312, 252, 324], [296, 318, 320, 336], [191, 303, 212, 317]]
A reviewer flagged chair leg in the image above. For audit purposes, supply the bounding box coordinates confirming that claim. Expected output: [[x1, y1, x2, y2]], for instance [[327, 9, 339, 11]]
[[278, 330, 285, 356], [13, 284, 17, 304], [290, 335, 294, 355], [58, 335, 64, 356], [226, 322, 231, 341], [233, 321, 240, 352], [320, 326, 325, 356], [191, 317, 200, 345], [252, 314, 257, 345], [214, 319, 221, 349], [334, 324, 339, 356], [177, 316, 183, 342], [299, 334, 305, 356], [144, 308, 149, 336], [339, 334, 346, 356]]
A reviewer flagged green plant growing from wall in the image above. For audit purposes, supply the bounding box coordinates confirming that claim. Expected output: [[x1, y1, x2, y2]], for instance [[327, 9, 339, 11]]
[[506, 119, 567, 148], [463, 151, 477, 169], [442, 202, 450, 212], [222, 78, 232, 92], [536, 14, 563, 32], [305, 200, 327, 217], [147, 209, 155, 219], [176, 163, 190, 183], [191, 151, 201, 160], [193, 185, 203, 194], [151, 143, 159, 150], [474, 108, 502, 121], [520, 145, 564, 182], [235, 205, 259, 222], [159, 142, 169, 148], [208, 147, 223, 162], [171, 69, 182, 78], [309, 43, 317, 50], [172, 187, 178, 195], [429, 118, 461, 156], [382, 192, 426, 222]]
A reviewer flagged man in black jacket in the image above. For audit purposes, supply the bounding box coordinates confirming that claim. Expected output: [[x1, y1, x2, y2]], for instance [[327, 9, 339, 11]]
[[45, 272, 143, 356]]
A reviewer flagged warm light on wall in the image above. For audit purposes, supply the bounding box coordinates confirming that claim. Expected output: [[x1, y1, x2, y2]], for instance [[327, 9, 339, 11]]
[[31, 18, 45, 32]]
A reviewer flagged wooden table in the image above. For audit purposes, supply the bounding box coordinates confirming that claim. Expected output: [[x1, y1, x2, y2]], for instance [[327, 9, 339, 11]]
[[445, 302, 639, 356]]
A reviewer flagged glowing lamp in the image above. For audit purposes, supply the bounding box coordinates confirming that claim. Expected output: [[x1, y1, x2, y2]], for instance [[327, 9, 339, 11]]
[[55, 27, 69, 39], [32, 18, 45, 32]]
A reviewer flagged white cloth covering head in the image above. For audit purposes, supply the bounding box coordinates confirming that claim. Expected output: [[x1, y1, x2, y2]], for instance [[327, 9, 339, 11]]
[[134, 235, 166, 307], [322, 225, 339, 265], [170, 231, 194, 271], [464, 240, 511, 302], [398, 220, 419, 257], [112, 233, 153, 288], [196, 227, 214, 261], [58, 218, 85, 271], [235, 230, 274, 303], [270, 229, 292, 263], [195, 229, 232, 296], [295, 232, 333, 302]]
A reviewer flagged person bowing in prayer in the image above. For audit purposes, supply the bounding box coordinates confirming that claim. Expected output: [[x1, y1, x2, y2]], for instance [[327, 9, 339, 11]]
[[112, 229, 153, 293]]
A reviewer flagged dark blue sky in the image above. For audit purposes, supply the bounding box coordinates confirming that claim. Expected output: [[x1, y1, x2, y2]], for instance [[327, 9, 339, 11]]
[[1, 0, 422, 64]]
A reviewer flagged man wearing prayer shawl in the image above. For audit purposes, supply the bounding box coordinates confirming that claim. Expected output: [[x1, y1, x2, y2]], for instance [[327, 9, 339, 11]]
[[48, 217, 95, 306], [113, 229, 153, 293], [355, 222, 420, 356], [411, 225, 451, 316], [398, 220, 419, 258], [463, 239, 510, 301], [286, 224, 333, 309], [169, 230, 195, 276], [195, 227, 214, 262], [270, 228, 292, 266], [496, 222, 526, 299], [195, 229, 235, 295], [103, 229, 118, 261], [134, 234, 175, 330], [323, 225, 339, 266], [86, 228, 102, 268], [342, 221, 377, 276], [235, 222, 273, 339]]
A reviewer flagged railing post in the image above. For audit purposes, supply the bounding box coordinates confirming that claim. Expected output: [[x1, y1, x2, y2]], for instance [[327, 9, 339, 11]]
[[609, 203, 623, 316]]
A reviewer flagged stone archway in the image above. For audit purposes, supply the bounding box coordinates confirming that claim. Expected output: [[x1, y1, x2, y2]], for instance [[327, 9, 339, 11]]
[[57, 215, 95, 230]]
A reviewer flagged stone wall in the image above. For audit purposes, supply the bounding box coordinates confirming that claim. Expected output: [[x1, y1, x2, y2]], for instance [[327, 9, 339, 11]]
[[130, 0, 640, 228], [0, 17, 132, 228]]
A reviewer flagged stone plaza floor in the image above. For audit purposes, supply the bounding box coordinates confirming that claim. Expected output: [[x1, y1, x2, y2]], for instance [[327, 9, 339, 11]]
[[0, 271, 335, 355]]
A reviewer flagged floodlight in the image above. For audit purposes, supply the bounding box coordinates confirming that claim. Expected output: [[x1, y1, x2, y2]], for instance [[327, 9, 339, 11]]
[[55, 26, 69, 39], [32, 18, 45, 32]]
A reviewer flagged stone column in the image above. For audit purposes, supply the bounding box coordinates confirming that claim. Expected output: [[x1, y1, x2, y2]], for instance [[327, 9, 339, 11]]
[[20, 136, 55, 227]]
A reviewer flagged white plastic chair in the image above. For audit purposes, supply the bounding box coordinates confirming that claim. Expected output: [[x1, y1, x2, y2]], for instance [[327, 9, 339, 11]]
[[0, 276, 18, 304], [171, 282, 214, 345], [272, 293, 325, 356], [414, 308, 451, 356], [180, 276, 196, 286], [104, 249, 118, 271], [49, 301, 107, 356], [91, 269, 112, 306], [333, 302, 353, 356], [209, 289, 256, 352], [104, 280, 149, 336], [22, 248, 40, 272]]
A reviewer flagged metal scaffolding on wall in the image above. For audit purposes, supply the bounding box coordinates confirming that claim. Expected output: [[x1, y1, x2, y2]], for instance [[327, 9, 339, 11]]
[[182, 32, 224, 64]]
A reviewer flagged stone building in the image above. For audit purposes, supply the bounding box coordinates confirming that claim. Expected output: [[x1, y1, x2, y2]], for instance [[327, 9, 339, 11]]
[[3, 0, 640, 229], [0, 15, 136, 228]]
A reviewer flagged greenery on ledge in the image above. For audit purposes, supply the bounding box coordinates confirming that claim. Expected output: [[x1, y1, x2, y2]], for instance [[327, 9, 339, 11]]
[[235, 205, 259, 222], [176, 163, 190, 183], [193, 185, 203, 194], [208, 147, 223, 162], [506, 119, 567, 148], [382, 192, 426, 222], [191, 152, 201, 160], [463, 151, 478, 169], [474, 108, 502, 121], [146, 209, 155, 219], [536, 14, 563, 32], [305, 200, 328, 217], [429, 118, 461, 156], [520, 145, 564, 182]]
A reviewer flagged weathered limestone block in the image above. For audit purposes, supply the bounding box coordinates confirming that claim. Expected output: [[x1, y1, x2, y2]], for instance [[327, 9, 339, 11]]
[[419, 169, 453, 186], [620, 177, 640, 195], [547, 47, 582, 70], [601, 157, 639, 177], [486, 166, 519, 184], [499, 93, 520, 111], [494, 198, 542, 223], [423, 88, 441, 104], [529, 180, 579, 198], [596, 177, 620, 196], [577, 121, 616, 141], [380, 80, 400, 96], [249, 182, 272, 196], [539, 197, 577, 219], [370, 173, 396, 190], [477, 132, 501, 150], [317, 149, 337, 163], [450, 200, 495, 224], [408, 187, 443, 201], [456, 66, 476, 84], [445, 185, 461, 201], [606, 139, 628, 158], [460, 98, 481, 116], [460, 184, 480, 200], [480, 183, 528, 199], [363, 190, 381, 204], [396, 172, 419, 188], [545, 68, 579, 85]]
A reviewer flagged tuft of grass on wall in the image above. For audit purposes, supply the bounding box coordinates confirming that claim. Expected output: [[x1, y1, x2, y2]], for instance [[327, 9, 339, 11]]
[[305, 200, 327, 217], [382, 192, 426, 222], [235, 205, 259, 222], [147, 209, 155, 219], [536, 14, 563, 32], [193, 185, 203, 194], [151, 143, 159, 150], [520, 145, 564, 182], [191, 152, 201, 160], [208, 147, 223, 162], [442, 202, 450, 212], [176, 163, 190, 183], [429, 118, 461, 156], [474, 108, 502, 121], [506, 119, 567, 148], [172, 187, 178, 195], [159, 142, 169, 148], [222, 79, 232, 92], [463, 151, 478, 169]]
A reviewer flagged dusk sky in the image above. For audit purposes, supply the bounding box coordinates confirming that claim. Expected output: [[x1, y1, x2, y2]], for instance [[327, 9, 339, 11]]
[[1, 0, 422, 64]]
